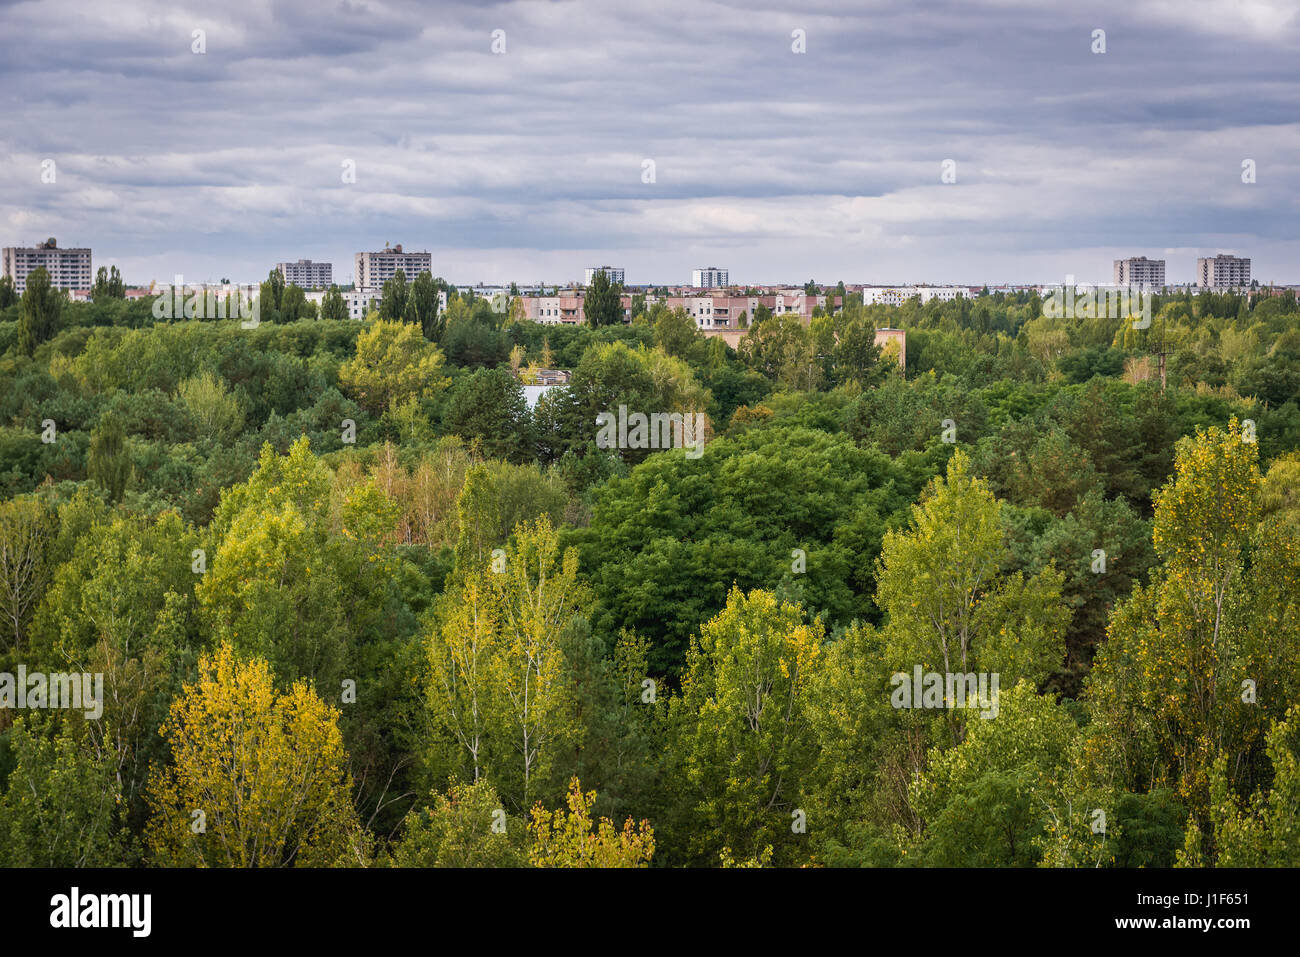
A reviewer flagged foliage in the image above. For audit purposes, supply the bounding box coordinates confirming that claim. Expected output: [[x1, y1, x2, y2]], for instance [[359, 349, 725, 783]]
[[145, 643, 369, 867]]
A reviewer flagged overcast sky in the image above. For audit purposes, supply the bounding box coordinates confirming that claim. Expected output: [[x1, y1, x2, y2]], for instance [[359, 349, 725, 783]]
[[3, 0, 1298, 287]]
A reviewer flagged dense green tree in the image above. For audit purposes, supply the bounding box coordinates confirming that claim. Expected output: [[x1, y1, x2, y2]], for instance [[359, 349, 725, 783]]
[[443, 367, 532, 462], [338, 319, 449, 417], [571, 424, 906, 673], [876, 450, 1069, 743], [320, 284, 348, 321], [406, 271, 444, 341], [653, 307, 701, 359], [380, 269, 410, 322], [259, 268, 285, 320], [280, 283, 308, 322], [910, 681, 1077, 866], [0, 719, 131, 867], [663, 588, 824, 866], [87, 410, 131, 503], [584, 269, 623, 327], [0, 496, 57, 653], [390, 782, 527, 867], [18, 267, 62, 356]]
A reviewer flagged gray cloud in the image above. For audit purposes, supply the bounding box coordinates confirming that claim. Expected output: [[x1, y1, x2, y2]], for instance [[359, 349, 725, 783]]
[[2, 0, 1297, 286]]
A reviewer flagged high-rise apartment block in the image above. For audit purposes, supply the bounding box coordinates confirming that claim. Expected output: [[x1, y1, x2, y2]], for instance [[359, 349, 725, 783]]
[[1197, 254, 1251, 289], [584, 266, 624, 285], [277, 259, 333, 289], [2, 238, 92, 293], [354, 243, 432, 292], [691, 267, 729, 289], [1113, 257, 1166, 287]]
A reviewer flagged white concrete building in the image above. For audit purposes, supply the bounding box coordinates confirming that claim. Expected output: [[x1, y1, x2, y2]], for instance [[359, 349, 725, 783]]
[[685, 296, 717, 326], [306, 288, 376, 320], [354, 243, 433, 292], [3, 238, 92, 293], [862, 287, 908, 306], [277, 259, 333, 289], [916, 286, 966, 304], [306, 288, 448, 320], [862, 286, 964, 305], [1197, 254, 1251, 289], [691, 267, 729, 289], [584, 266, 624, 285], [1113, 257, 1165, 288]]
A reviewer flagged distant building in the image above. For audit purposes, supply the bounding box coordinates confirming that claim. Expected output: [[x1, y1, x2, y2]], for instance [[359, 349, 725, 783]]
[[584, 266, 625, 285], [1113, 256, 1165, 287], [525, 294, 586, 324], [518, 369, 570, 411], [306, 288, 374, 319], [305, 287, 449, 320], [277, 259, 333, 289], [1197, 254, 1251, 289], [863, 286, 964, 306], [698, 322, 903, 368], [354, 243, 432, 293], [517, 290, 839, 327], [653, 292, 837, 328], [874, 328, 907, 368], [532, 368, 571, 386], [691, 267, 729, 289], [915, 286, 966, 304], [2, 238, 92, 294], [862, 287, 907, 306]]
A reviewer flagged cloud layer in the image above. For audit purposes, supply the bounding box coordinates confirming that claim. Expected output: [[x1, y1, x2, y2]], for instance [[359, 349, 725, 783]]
[[3, 0, 1298, 286]]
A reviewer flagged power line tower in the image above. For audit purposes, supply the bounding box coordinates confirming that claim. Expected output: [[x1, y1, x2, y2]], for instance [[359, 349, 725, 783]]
[[1144, 288, 1171, 393]]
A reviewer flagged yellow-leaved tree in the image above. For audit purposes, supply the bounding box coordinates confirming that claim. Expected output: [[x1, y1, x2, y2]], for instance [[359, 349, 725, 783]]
[[527, 778, 654, 868], [145, 643, 370, 867]]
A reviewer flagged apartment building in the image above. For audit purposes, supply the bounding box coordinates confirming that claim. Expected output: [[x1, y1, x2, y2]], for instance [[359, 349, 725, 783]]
[[655, 293, 836, 328], [277, 259, 333, 289], [354, 243, 433, 292], [1197, 254, 1251, 289], [916, 286, 966, 304], [584, 266, 625, 285], [524, 294, 586, 324], [516, 290, 837, 327], [862, 286, 965, 306], [2, 238, 92, 293], [1113, 256, 1166, 287], [305, 288, 448, 320], [691, 267, 729, 289]]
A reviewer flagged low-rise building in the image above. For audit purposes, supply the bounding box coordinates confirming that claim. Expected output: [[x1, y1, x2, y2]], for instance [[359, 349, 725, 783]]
[[306, 288, 449, 320], [862, 285, 965, 305]]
